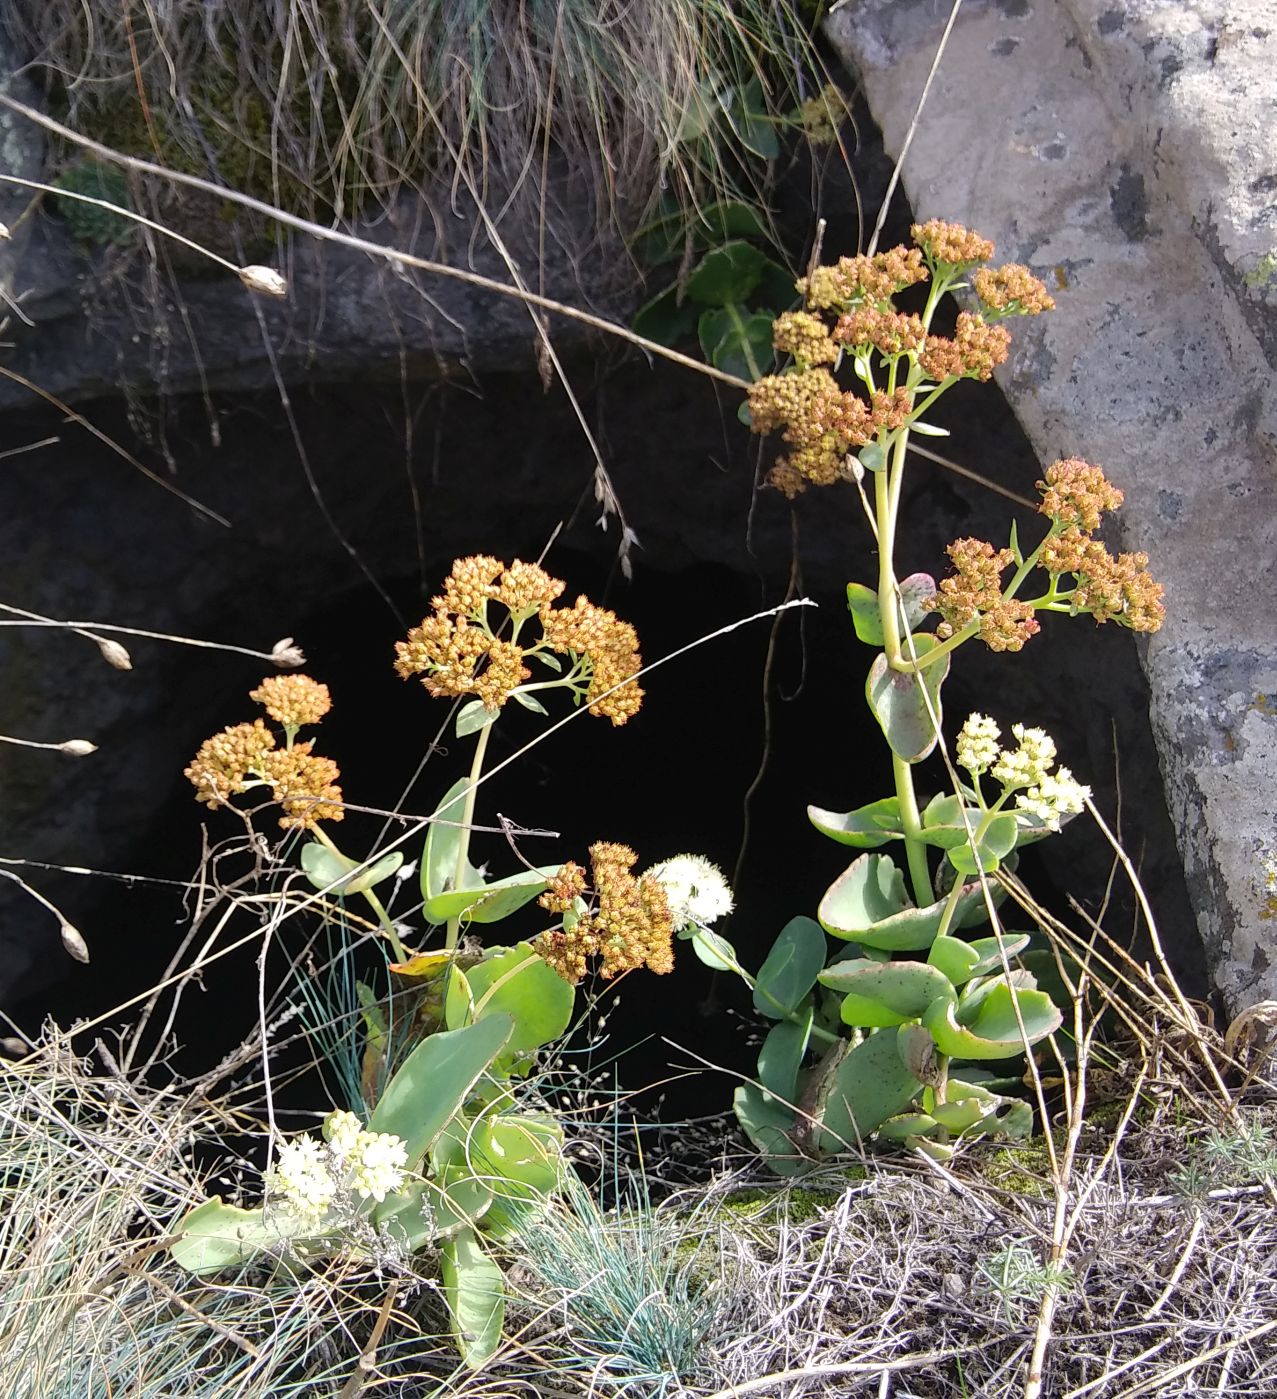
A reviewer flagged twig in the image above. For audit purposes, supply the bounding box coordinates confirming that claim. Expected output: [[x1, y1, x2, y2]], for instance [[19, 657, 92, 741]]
[[137, 1272, 261, 1359], [0, 364, 230, 526], [1142, 1212, 1205, 1319], [867, 0, 965, 256], [0, 95, 751, 392], [1109, 1318, 1277, 1398], [336, 1281, 398, 1398]]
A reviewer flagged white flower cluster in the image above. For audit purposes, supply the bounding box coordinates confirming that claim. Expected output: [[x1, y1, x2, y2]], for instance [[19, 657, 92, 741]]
[[1016, 769, 1090, 831], [266, 1110, 409, 1222], [991, 723, 1057, 789], [955, 715, 1090, 833], [266, 1137, 335, 1223], [644, 853, 734, 929], [956, 713, 1001, 775]]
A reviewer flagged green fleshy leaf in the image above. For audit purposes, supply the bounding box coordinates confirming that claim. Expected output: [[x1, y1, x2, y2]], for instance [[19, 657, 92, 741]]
[[924, 982, 1062, 1060], [684, 240, 768, 306], [632, 283, 699, 345], [511, 690, 548, 715], [817, 854, 907, 936], [727, 77, 781, 159], [469, 1113, 565, 1238], [368, 1016, 513, 1169], [423, 866, 559, 927], [683, 923, 740, 972], [698, 304, 776, 380], [846, 583, 884, 646], [733, 1083, 809, 1176], [757, 1009, 811, 1105], [457, 700, 499, 739], [967, 932, 1033, 977], [820, 863, 989, 952], [170, 1197, 319, 1276], [422, 778, 472, 904], [878, 1111, 941, 1141], [909, 419, 950, 437], [753, 916, 827, 1019], [858, 441, 887, 473], [919, 793, 986, 849], [847, 576, 938, 650], [443, 942, 574, 1056], [300, 843, 402, 896], [834, 993, 909, 1028], [865, 635, 949, 763], [927, 935, 982, 985], [819, 958, 952, 1022], [818, 1030, 922, 1153], [808, 796, 904, 849], [946, 812, 1019, 875], [441, 1226, 505, 1368]]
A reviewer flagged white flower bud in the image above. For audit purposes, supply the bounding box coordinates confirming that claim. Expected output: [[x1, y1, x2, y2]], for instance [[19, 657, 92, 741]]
[[322, 1109, 362, 1159], [58, 739, 97, 757], [955, 712, 1000, 776]]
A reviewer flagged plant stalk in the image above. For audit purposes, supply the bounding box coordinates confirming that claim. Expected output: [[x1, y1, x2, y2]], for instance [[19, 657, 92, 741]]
[[445, 722, 493, 952]]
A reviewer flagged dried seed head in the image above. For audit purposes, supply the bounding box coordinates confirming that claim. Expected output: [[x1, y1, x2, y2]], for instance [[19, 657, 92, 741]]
[[239, 265, 288, 298], [61, 923, 90, 963], [96, 636, 133, 670], [270, 637, 306, 668]]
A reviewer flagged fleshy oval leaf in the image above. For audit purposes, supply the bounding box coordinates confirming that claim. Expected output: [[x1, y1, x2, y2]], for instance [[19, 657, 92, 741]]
[[807, 796, 903, 848], [818, 958, 952, 1021], [927, 935, 982, 985], [753, 917, 827, 1020], [865, 635, 949, 763], [923, 983, 1063, 1060]]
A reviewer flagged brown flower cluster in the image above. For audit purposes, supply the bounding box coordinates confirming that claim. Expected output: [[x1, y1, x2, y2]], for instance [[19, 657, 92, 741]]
[[974, 264, 1055, 316], [1037, 459, 1124, 531], [833, 307, 926, 358], [919, 312, 1012, 383], [771, 310, 837, 366], [249, 674, 332, 729], [185, 680, 344, 829], [747, 370, 914, 493], [539, 596, 644, 725], [928, 538, 1040, 653], [534, 843, 674, 985], [1042, 530, 1165, 632], [911, 219, 995, 267], [796, 247, 927, 310], [395, 558, 641, 724], [432, 555, 566, 621], [395, 612, 531, 710]]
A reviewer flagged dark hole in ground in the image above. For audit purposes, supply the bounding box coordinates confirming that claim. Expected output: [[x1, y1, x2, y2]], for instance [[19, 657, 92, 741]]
[[0, 65, 1206, 1135]]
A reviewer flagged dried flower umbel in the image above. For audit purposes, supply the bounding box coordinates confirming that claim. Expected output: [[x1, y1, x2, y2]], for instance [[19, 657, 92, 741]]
[[395, 556, 643, 725], [534, 842, 675, 985], [185, 676, 342, 829]]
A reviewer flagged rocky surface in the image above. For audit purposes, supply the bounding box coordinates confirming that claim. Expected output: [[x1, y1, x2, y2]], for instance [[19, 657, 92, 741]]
[[826, 0, 1277, 1015]]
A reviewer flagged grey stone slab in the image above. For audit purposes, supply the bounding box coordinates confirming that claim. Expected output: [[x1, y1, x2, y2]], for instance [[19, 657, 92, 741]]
[[825, 0, 1277, 1013]]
